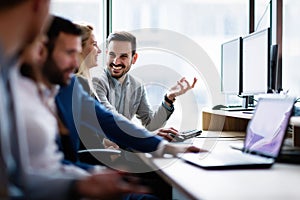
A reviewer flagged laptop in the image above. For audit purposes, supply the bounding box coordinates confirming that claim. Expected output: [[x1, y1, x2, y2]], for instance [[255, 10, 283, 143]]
[[181, 97, 295, 169]]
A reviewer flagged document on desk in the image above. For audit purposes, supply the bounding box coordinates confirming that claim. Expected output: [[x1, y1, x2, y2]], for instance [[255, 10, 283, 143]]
[[181, 97, 295, 169]]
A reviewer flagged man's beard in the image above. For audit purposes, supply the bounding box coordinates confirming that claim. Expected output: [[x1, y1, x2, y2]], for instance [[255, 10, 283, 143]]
[[111, 71, 125, 79], [43, 56, 72, 86], [109, 63, 127, 79]]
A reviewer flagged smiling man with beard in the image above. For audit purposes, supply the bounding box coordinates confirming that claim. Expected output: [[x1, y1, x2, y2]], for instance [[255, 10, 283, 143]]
[[92, 31, 198, 142]]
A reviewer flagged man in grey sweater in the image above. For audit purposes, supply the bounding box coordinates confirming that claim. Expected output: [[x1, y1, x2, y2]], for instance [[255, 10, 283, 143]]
[[93, 31, 197, 142]]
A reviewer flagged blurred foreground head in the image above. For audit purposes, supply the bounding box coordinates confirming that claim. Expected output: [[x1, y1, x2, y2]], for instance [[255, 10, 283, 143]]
[[0, 0, 51, 59]]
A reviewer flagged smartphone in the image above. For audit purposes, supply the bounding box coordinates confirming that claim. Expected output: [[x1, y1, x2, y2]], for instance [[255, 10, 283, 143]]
[[170, 129, 202, 142]]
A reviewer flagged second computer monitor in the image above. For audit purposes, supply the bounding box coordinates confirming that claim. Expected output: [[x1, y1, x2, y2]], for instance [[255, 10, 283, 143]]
[[242, 28, 270, 95], [221, 37, 242, 95]]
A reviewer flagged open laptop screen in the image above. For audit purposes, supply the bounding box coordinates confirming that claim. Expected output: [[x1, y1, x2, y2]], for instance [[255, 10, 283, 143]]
[[244, 98, 295, 158]]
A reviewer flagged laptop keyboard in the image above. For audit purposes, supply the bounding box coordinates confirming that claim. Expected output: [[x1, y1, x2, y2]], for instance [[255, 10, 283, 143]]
[[202, 151, 274, 164]]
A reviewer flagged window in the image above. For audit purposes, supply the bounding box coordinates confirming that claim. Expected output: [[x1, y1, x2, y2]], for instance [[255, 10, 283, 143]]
[[51, 0, 107, 67], [282, 0, 300, 98], [254, 0, 271, 32]]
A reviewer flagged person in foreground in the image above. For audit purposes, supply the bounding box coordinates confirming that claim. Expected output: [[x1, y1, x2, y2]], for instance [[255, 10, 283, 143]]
[[0, 0, 55, 198]]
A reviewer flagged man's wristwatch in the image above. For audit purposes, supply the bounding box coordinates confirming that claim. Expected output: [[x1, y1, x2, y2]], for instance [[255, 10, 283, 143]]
[[164, 94, 175, 105]]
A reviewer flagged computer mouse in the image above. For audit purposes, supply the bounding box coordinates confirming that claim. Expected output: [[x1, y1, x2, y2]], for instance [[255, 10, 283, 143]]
[[212, 104, 228, 110]]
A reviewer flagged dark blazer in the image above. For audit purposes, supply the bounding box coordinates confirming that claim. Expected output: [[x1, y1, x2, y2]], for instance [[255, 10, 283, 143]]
[[55, 76, 163, 170]]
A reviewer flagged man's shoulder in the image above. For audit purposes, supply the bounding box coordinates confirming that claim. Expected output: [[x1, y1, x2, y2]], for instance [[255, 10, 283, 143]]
[[92, 71, 109, 82], [127, 73, 143, 86], [76, 74, 87, 82]]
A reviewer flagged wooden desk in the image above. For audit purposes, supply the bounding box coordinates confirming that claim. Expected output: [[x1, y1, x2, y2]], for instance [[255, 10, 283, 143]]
[[202, 108, 251, 131], [202, 108, 300, 146], [140, 131, 300, 200]]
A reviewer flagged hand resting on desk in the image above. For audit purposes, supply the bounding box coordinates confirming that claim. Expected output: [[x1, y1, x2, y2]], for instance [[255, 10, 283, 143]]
[[163, 143, 207, 156], [103, 129, 205, 157]]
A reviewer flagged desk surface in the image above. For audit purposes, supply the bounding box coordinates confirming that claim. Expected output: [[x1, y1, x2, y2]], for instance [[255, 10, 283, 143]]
[[202, 108, 253, 119], [203, 107, 300, 126], [140, 131, 300, 200]]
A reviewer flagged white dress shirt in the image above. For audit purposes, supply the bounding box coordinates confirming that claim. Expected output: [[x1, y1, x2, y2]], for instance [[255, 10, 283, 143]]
[[17, 73, 89, 178]]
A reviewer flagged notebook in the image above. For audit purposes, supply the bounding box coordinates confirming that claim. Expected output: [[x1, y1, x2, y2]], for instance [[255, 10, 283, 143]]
[[181, 97, 295, 169]]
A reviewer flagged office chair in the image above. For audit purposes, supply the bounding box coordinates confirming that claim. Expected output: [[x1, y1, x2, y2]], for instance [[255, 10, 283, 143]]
[[76, 127, 122, 166]]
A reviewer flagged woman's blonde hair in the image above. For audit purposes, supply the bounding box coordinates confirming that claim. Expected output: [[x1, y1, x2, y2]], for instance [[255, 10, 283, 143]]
[[79, 24, 94, 49], [75, 23, 94, 76]]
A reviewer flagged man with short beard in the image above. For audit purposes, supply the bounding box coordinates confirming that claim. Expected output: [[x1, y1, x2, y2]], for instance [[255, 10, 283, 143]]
[[93, 31, 198, 142]]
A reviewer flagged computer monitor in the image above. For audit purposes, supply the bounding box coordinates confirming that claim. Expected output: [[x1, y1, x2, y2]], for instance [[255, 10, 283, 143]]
[[221, 37, 242, 95], [242, 28, 270, 96]]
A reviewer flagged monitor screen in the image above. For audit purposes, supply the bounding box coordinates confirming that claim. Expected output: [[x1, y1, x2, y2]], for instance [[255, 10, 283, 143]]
[[242, 28, 270, 95], [221, 37, 242, 95]]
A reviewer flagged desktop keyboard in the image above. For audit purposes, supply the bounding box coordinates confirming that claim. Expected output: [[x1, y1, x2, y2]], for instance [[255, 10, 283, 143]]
[[220, 107, 255, 112]]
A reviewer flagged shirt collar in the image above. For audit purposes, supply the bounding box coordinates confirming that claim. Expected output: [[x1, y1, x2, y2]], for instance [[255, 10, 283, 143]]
[[38, 83, 60, 100], [0, 40, 19, 78], [105, 68, 130, 87]]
